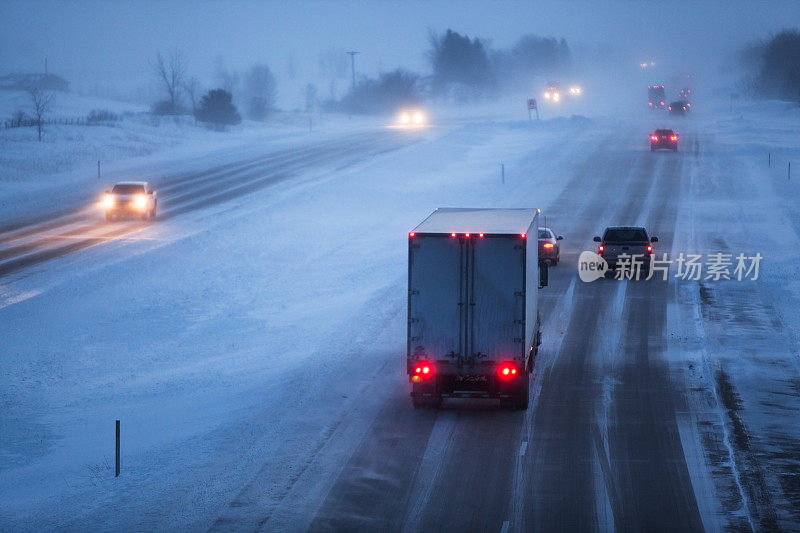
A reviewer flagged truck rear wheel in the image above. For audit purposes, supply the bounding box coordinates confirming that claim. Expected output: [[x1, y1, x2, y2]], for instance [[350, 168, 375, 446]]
[[501, 374, 530, 410]]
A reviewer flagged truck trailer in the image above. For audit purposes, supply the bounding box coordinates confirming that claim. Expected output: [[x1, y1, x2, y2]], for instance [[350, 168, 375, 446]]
[[407, 208, 548, 410]]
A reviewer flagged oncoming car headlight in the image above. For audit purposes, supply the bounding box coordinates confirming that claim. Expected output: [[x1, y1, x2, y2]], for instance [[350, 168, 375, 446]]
[[412, 112, 425, 124], [103, 195, 114, 208], [134, 194, 147, 210], [399, 113, 410, 124]]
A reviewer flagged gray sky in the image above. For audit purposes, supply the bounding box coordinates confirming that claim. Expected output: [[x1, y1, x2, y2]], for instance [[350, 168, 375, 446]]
[[2, 0, 799, 101]]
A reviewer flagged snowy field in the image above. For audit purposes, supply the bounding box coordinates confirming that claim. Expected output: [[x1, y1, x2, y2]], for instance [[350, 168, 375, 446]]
[[1, 95, 800, 529]]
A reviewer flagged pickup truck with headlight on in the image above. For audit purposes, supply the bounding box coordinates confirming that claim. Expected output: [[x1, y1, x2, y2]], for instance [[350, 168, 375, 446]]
[[103, 181, 157, 221]]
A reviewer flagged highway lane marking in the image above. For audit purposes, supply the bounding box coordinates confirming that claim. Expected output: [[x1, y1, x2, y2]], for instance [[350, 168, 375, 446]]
[[518, 441, 527, 457], [500, 520, 509, 533]]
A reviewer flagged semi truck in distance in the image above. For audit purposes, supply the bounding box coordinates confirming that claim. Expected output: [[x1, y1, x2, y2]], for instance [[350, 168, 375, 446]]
[[407, 208, 549, 410], [648, 85, 666, 108]]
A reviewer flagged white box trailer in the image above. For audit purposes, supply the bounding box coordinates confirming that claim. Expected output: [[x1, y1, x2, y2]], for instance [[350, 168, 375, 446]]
[[407, 208, 549, 409]]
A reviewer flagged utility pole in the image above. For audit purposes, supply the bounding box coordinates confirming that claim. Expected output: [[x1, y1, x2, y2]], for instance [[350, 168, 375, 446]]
[[45, 58, 48, 75], [346, 51, 359, 89]]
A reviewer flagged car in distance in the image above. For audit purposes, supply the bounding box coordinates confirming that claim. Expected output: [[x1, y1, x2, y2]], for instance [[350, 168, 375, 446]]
[[668, 101, 688, 116], [397, 108, 426, 127], [594, 226, 658, 273], [538, 227, 563, 265], [544, 82, 560, 102], [103, 181, 157, 221], [651, 129, 678, 151]]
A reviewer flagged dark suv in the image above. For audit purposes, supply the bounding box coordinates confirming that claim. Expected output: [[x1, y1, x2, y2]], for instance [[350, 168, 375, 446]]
[[650, 129, 678, 151], [593, 226, 658, 272]]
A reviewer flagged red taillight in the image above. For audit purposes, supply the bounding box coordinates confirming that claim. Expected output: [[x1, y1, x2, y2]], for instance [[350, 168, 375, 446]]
[[599, 245, 604, 251], [651, 135, 659, 142], [647, 245, 652, 255], [660, 101, 664, 105], [543, 242, 554, 249], [450, 233, 456, 238], [670, 135, 677, 142], [497, 362, 518, 380], [479, 233, 484, 238], [409, 232, 415, 237], [465, 233, 470, 238], [521, 233, 526, 239], [414, 362, 434, 378], [649, 102, 653, 106]]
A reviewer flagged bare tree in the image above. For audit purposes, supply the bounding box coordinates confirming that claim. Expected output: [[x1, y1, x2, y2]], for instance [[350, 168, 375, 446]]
[[28, 86, 55, 141], [214, 57, 240, 97], [244, 64, 277, 120], [151, 50, 185, 114], [183, 76, 201, 116]]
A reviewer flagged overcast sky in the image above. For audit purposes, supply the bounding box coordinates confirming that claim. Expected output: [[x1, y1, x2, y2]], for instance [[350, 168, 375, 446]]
[[2, 0, 799, 101]]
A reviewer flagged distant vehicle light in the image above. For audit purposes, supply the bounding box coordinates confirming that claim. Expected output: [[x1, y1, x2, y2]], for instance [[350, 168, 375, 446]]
[[543, 243, 554, 249], [479, 233, 484, 238], [660, 101, 664, 105], [413, 112, 425, 124], [465, 233, 470, 238], [399, 113, 410, 124], [521, 233, 526, 239], [553, 93, 560, 102], [451, 233, 456, 238], [409, 232, 415, 238], [544, 92, 551, 99]]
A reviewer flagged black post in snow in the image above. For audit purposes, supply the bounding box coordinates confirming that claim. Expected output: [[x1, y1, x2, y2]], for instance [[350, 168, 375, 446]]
[[115, 420, 120, 477]]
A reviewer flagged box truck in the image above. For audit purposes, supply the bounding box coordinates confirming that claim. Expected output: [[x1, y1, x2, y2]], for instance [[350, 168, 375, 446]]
[[407, 208, 548, 409]]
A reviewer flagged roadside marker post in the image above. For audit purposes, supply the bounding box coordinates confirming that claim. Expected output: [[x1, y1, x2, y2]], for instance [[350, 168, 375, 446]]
[[115, 420, 120, 477]]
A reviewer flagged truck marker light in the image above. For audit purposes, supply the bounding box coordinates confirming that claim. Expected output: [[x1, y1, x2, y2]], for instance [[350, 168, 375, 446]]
[[465, 233, 470, 238], [479, 233, 484, 238], [451, 233, 456, 238], [409, 232, 415, 237], [521, 233, 526, 239]]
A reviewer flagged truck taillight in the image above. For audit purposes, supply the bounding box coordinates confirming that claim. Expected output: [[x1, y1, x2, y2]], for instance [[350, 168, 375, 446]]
[[521, 233, 526, 239], [450, 233, 456, 238], [479, 233, 484, 238], [497, 362, 518, 380], [409, 232, 415, 237], [414, 362, 434, 378]]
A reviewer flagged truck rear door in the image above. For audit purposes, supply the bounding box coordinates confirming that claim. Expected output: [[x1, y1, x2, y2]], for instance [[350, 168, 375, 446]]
[[408, 235, 463, 361]]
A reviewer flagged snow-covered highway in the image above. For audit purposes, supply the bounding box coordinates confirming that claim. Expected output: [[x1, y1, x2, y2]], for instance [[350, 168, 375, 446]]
[[2, 105, 800, 531]]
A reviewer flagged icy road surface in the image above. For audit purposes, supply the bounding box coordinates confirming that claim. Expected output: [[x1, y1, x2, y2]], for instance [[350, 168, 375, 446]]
[[2, 106, 800, 531]]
